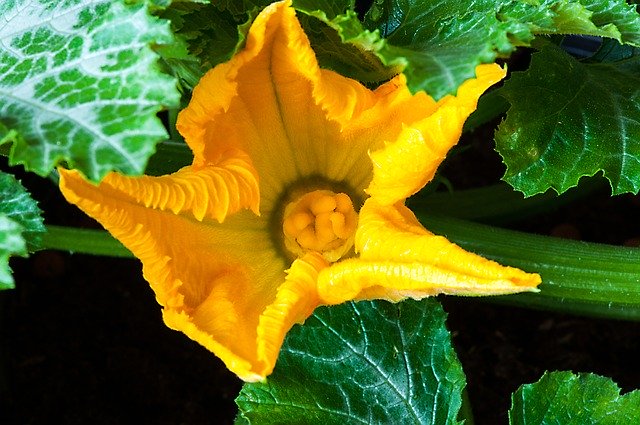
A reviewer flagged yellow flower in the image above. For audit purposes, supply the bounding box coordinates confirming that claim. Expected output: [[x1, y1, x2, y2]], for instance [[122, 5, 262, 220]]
[[58, 0, 540, 382]]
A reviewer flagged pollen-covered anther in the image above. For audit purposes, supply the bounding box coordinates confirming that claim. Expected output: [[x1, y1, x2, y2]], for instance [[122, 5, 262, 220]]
[[282, 190, 358, 262]]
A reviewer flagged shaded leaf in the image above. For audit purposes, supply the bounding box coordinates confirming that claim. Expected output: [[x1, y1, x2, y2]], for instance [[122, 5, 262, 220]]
[[214, 0, 273, 17], [591, 37, 640, 62], [0, 0, 180, 181], [510, 371, 640, 424], [496, 43, 640, 196], [237, 299, 465, 425], [297, 10, 401, 84]]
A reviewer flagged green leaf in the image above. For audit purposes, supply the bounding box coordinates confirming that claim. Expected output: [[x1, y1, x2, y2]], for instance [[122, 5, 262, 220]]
[[167, 0, 638, 100], [0, 0, 180, 181], [0, 168, 45, 290], [158, 2, 251, 90], [364, 0, 512, 98], [213, 0, 273, 17], [293, 0, 355, 19], [579, 0, 640, 46], [510, 371, 640, 424], [293, 1, 402, 85], [0, 171, 45, 251], [0, 214, 26, 290], [216, 0, 355, 18], [297, 10, 401, 84], [495, 43, 640, 196], [237, 299, 466, 425], [160, 0, 400, 92], [530, 0, 640, 45], [591, 37, 640, 62], [363, 0, 640, 98]]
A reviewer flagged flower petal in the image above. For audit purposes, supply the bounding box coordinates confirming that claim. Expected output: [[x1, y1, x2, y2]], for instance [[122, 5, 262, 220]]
[[59, 168, 286, 381], [177, 0, 441, 207], [317, 199, 540, 305], [178, 0, 341, 205], [256, 253, 329, 377], [366, 64, 507, 205], [84, 149, 259, 222]]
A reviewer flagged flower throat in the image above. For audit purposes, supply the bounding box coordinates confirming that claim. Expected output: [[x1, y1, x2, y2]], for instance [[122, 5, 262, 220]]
[[271, 176, 361, 263]]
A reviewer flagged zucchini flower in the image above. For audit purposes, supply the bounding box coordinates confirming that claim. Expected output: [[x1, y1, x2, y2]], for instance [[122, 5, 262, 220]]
[[59, 0, 540, 381]]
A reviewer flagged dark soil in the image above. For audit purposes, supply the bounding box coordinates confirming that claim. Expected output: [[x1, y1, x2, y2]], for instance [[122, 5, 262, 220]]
[[2, 135, 640, 425]]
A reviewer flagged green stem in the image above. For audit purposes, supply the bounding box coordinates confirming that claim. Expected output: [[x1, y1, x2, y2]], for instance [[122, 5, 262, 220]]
[[458, 388, 475, 425], [408, 178, 604, 225], [40, 225, 133, 258], [418, 213, 640, 321], [41, 204, 640, 320]]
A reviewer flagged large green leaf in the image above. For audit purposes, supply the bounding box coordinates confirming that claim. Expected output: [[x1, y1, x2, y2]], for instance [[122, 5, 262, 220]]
[[164, 0, 640, 100], [0, 171, 45, 251], [236, 299, 465, 425], [0, 214, 26, 290], [510, 371, 640, 424], [363, 0, 640, 98], [0, 0, 180, 181], [364, 0, 513, 98], [496, 43, 640, 196]]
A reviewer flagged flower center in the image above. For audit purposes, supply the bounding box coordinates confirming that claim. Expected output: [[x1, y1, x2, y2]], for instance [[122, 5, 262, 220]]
[[282, 190, 358, 262]]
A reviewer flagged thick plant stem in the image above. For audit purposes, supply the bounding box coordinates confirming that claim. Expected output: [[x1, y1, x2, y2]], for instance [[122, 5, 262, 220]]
[[40, 225, 132, 258], [458, 388, 475, 425], [40, 210, 640, 320], [418, 214, 640, 321]]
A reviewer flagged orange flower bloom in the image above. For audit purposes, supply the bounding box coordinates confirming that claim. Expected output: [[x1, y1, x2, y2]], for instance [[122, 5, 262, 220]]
[[59, 1, 540, 381]]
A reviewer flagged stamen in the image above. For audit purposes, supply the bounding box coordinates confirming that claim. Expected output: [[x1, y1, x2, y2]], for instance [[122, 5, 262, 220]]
[[282, 189, 358, 262]]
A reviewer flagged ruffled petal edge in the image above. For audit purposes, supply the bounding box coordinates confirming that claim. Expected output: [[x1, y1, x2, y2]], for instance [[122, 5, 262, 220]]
[[59, 147, 259, 223]]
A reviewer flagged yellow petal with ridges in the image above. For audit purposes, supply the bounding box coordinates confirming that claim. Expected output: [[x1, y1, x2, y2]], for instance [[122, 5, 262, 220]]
[[59, 168, 286, 381], [317, 199, 540, 305], [256, 253, 329, 377], [61, 148, 259, 223], [366, 64, 507, 205]]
